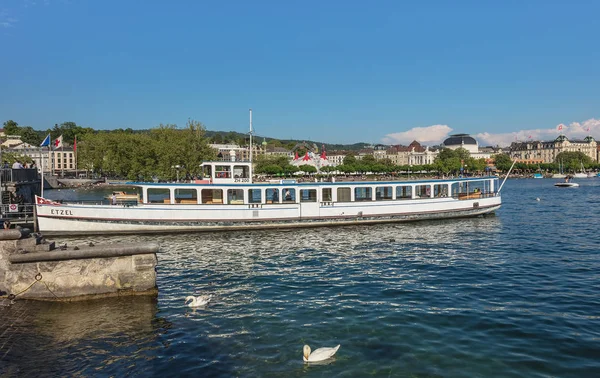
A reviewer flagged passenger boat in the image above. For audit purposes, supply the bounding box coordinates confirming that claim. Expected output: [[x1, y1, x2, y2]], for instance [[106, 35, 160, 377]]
[[35, 160, 504, 236]]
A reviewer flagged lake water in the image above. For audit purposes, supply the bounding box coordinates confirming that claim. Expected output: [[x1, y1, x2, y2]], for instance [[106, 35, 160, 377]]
[[1, 179, 600, 377]]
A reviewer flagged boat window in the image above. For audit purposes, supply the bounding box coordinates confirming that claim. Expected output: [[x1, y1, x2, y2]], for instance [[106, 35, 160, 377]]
[[415, 185, 431, 199], [227, 189, 244, 204], [321, 188, 332, 202], [396, 185, 412, 200], [355, 187, 372, 201], [233, 165, 250, 179], [375, 186, 393, 201], [266, 188, 279, 203], [201, 189, 223, 204], [175, 188, 198, 204], [337, 187, 351, 202], [469, 181, 484, 194], [247, 189, 261, 203], [202, 165, 212, 179], [282, 188, 295, 202], [148, 188, 170, 204], [451, 182, 465, 198], [433, 184, 447, 198], [215, 165, 231, 178], [300, 189, 317, 202]]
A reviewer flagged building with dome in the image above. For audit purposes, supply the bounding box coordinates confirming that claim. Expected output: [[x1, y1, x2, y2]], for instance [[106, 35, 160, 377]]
[[442, 133, 494, 160], [442, 134, 479, 154]]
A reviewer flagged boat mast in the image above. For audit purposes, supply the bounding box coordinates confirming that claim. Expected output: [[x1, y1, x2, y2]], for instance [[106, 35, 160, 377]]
[[249, 108, 253, 164]]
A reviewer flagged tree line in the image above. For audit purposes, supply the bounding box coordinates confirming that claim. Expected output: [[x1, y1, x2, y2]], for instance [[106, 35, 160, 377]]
[[3, 119, 599, 179], [2, 119, 216, 180]]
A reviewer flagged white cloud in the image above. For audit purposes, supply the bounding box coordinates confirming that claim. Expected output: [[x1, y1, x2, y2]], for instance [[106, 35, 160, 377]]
[[0, 11, 17, 28], [381, 118, 600, 147], [475, 118, 600, 146], [382, 124, 453, 145]]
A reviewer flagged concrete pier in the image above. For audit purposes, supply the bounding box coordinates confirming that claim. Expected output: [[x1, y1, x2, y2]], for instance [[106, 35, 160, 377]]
[[0, 229, 158, 301]]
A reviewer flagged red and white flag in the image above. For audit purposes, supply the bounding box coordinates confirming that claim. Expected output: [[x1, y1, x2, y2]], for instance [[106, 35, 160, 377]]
[[54, 135, 63, 149], [557, 124, 564, 131], [36, 196, 62, 206]]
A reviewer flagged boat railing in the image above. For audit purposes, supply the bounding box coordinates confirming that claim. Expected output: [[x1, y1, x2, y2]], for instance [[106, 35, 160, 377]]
[[1, 168, 39, 183], [0, 203, 35, 225]]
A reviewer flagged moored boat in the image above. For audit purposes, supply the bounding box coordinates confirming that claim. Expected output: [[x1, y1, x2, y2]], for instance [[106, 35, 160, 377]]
[[35, 161, 504, 236], [554, 182, 579, 187]]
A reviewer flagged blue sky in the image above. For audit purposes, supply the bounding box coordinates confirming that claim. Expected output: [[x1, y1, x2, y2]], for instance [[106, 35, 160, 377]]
[[1, 0, 599, 146]]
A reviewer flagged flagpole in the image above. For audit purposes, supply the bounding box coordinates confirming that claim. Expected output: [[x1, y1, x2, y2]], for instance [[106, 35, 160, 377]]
[[40, 147, 44, 198]]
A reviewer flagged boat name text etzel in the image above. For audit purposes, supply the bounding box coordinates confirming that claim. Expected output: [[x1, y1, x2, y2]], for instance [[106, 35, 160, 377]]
[[50, 209, 74, 216]]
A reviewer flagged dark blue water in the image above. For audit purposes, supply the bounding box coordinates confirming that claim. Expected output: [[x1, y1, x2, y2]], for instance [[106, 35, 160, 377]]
[[2, 179, 600, 377]]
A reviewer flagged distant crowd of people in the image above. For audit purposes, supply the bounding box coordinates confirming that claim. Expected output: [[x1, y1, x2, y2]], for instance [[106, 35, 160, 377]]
[[2, 161, 36, 170]]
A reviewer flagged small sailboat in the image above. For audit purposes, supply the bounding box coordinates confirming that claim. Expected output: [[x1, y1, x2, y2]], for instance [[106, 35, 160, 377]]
[[553, 160, 566, 179], [573, 162, 589, 179]]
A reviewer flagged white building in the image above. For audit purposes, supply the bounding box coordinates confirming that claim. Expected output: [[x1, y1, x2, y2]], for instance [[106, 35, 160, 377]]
[[442, 134, 493, 160]]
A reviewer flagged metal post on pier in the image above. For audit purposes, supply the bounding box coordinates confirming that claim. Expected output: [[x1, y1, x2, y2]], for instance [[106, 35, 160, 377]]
[[498, 158, 517, 194]]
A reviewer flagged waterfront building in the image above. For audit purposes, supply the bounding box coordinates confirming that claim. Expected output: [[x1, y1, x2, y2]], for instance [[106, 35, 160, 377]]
[[386, 141, 436, 166], [1, 135, 26, 148], [6, 142, 52, 172], [50, 148, 76, 173], [209, 143, 267, 162], [509, 134, 598, 163], [264, 146, 294, 159]]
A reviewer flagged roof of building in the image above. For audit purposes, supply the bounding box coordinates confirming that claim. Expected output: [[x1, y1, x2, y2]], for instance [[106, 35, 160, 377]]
[[443, 134, 478, 146]]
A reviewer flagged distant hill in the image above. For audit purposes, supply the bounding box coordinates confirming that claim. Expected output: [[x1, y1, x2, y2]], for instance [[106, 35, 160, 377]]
[[204, 130, 371, 152]]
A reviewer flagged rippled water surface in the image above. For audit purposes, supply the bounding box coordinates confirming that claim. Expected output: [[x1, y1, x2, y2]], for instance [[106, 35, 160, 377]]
[[2, 179, 600, 377]]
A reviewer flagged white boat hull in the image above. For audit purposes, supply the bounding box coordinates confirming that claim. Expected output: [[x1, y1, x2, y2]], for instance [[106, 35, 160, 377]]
[[554, 182, 579, 187], [36, 196, 502, 236]]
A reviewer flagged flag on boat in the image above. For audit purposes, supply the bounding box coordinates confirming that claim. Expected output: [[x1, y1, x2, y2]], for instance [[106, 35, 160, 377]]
[[73, 135, 77, 152], [54, 135, 63, 149], [40, 134, 51, 147]]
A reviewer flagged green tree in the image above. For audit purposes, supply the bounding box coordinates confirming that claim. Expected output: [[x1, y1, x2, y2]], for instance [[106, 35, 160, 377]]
[[3, 120, 20, 135], [555, 151, 591, 172], [343, 153, 357, 166], [298, 164, 317, 174], [493, 153, 513, 171]]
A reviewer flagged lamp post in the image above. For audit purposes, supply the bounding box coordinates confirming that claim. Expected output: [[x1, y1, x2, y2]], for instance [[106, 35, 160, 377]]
[[171, 165, 183, 182]]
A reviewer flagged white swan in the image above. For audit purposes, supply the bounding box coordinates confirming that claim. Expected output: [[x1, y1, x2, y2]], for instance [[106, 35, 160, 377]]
[[303, 344, 340, 362], [185, 294, 212, 308]]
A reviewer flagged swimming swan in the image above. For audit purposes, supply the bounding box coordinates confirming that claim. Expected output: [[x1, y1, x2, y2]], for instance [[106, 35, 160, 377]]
[[185, 295, 212, 308], [303, 344, 340, 362]]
